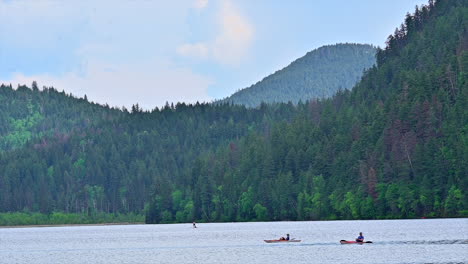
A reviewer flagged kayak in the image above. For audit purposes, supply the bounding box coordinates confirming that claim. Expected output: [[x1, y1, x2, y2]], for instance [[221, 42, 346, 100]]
[[264, 239, 301, 243], [340, 240, 372, 244]]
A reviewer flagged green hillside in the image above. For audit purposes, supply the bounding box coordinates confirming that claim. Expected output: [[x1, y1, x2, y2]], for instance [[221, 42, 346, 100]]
[[147, 0, 467, 222], [0, 85, 295, 224], [0, 0, 466, 225], [221, 43, 376, 107]]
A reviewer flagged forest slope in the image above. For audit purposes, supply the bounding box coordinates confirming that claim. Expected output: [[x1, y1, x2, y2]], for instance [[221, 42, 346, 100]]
[[147, 0, 467, 222], [221, 43, 376, 107]]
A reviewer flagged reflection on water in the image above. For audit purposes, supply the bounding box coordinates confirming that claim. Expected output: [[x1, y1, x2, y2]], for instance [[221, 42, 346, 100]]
[[1, 218, 467, 264]]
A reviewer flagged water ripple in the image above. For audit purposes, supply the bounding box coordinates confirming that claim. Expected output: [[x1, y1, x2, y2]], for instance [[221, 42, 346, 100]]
[[384, 239, 468, 245]]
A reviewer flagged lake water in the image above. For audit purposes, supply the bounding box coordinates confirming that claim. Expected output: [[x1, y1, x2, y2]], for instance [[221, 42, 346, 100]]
[[1, 218, 467, 264]]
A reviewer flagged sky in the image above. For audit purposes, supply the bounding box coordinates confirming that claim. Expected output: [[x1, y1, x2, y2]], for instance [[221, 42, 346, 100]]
[[0, 0, 428, 109]]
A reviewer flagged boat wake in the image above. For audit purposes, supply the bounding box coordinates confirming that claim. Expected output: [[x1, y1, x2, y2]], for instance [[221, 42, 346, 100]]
[[384, 239, 468, 245]]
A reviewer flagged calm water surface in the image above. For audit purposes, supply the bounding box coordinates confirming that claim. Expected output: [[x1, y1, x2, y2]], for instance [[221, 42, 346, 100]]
[[1, 218, 467, 264]]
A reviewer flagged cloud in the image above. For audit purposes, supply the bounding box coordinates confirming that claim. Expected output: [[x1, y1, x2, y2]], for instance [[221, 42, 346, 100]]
[[177, 43, 209, 58], [193, 0, 209, 9], [177, 0, 254, 66], [212, 0, 254, 65], [0, 1, 216, 108], [1, 59, 214, 109]]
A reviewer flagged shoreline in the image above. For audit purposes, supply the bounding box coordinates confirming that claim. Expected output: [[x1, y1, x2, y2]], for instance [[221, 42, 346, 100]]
[[0, 222, 145, 229], [1, 217, 466, 229]]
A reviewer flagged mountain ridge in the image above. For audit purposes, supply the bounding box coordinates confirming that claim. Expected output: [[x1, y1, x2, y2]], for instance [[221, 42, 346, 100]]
[[220, 43, 376, 107]]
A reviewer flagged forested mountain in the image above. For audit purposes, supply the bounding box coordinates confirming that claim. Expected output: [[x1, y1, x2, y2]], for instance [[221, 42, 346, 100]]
[[0, 85, 298, 221], [0, 83, 124, 152], [147, 0, 467, 222], [220, 43, 376, 107], [0, 0, 466, 225]]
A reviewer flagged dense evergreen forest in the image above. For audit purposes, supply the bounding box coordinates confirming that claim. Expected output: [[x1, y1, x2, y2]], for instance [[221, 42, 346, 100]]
[[221, 43, 376, 107], [0, 0, 466, 225], [0, 85, 299, 224]]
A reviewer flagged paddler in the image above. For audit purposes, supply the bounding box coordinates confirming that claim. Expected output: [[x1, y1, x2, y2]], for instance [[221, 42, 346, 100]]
[[356, 232, 364, 242]]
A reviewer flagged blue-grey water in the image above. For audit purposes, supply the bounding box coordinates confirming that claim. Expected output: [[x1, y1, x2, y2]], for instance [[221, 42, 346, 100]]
[[1, 218, 467, 264]]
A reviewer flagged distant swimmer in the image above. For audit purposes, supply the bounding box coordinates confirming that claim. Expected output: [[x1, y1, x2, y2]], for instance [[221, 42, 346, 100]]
[[193, 222, 197, 228]]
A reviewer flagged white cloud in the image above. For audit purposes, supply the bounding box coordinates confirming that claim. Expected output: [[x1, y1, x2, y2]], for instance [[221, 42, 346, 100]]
[[177, 43, 209, 58], [212, 0, 254, 66], [193, 0, 209, 9], [177, 0, 254, 66], [0, 0, 216, 108], [1, 59, 214, 109]]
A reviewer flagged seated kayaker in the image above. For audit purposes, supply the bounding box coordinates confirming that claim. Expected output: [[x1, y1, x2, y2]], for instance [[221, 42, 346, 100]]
[[279, 234, 290, 241], [356, 232, 364, 242]]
